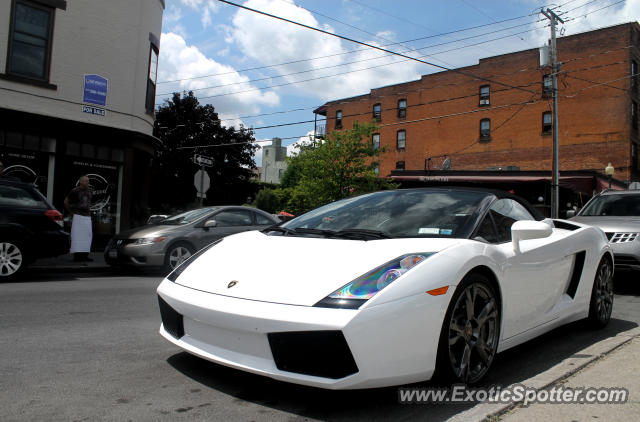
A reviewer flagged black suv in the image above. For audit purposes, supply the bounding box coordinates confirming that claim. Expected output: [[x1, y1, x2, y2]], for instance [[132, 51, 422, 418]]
[[0, 179, 69, 278]]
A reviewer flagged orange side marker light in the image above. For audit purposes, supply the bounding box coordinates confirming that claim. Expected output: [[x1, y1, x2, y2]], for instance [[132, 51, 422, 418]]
[[427, 286, 449, 296]]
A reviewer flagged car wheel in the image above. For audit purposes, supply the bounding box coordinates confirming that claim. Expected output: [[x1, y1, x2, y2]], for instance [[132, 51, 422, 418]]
[[164, 242, 195, 272], [435, 273, 500, 385], [587, 256, 614, 329], [0, 241, 26, 279]]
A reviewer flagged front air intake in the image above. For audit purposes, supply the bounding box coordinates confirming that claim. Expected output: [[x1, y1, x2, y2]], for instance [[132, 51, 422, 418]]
[[158, 296, 184, 339], [267, 331, 358, 379]]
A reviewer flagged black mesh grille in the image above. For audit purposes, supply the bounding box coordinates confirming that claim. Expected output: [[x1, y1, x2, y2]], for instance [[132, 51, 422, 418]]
[[605, 232, 615, 240], [267, 331, 358, 379], [158, 296, 184, 339]]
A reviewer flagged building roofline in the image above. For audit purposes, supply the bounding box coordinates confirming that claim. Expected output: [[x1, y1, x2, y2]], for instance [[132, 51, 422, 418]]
[[315, 21, 638, 107]]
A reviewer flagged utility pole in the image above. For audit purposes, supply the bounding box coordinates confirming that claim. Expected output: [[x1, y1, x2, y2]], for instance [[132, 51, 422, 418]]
[[541, 8, 564, 219]]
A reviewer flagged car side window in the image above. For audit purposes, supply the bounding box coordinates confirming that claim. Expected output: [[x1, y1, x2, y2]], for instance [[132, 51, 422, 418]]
[[0, 185, 47, 207], [475, 213, 499, 243], [254, 212, 273, 225], [490, 199, 535, 242], [213, 210, 253, 227]]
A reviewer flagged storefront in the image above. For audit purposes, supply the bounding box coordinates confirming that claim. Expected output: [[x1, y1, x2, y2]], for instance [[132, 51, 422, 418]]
[[0, 108, 158, 250], [389, 169, 627, 218]]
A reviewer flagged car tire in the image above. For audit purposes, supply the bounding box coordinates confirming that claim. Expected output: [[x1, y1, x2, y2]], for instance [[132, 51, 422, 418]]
[[0, 240, 27, 279], [587, 256, 614, 329], [434, 273, 501, 385], [164, 242, 195, 273]]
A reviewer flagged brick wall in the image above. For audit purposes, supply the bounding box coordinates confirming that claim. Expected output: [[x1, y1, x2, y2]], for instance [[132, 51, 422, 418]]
[[321, 22, 640, 183]]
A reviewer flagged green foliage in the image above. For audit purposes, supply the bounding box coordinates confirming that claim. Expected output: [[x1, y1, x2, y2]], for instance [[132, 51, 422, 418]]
[[254, 189, 279, 214], [254, 121, 397, 215], [150, 92, 258, 211]]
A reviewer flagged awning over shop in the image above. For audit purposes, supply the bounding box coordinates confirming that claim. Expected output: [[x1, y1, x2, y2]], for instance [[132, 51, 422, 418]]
[[389, 170, 626, 194]]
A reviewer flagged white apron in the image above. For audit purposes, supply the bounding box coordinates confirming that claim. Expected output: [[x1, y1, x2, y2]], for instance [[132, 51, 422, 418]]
[[70, 214, 92, 253]]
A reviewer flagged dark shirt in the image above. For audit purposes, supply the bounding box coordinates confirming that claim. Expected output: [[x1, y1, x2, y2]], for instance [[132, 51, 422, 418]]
[[66, 186, 93, 216]]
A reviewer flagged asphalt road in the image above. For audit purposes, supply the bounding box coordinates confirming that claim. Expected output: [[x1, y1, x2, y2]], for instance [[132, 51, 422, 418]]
[[1, 270, 638, 422]]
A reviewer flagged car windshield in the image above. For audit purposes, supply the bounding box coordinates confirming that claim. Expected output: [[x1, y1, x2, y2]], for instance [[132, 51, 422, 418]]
[[160, 208, 216, 225], [580, 194, 640, 217], [280, 189, 488, 239]]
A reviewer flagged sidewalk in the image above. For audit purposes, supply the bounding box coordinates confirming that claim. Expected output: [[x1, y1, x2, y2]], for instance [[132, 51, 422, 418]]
[[30, 252, 110, 272], [501, 337, 640, 421]]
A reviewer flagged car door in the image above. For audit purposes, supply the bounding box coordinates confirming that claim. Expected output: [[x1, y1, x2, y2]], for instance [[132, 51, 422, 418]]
[[197, 208, 255, 246], [482, 199, 575, 340]]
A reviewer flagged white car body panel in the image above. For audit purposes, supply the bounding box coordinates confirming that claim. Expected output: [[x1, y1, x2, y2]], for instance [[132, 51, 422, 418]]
[[157, 217, 612, 389]]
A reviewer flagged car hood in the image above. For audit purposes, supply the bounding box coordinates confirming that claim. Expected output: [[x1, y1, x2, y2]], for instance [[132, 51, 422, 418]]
[[174, 230, 461, 306], [570, 216, 640, 233], [114, 224, 182, 239]]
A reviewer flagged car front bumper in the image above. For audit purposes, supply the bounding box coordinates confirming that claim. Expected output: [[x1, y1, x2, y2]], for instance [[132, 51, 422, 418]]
[[609, 241, 640, 271], [104, 240, 166, 267], [156, 279, 449, 389]]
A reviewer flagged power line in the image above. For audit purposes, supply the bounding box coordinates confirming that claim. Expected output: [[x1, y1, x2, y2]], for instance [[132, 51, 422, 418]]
[[156, 21, 548, 97], [157, 9, 542, 85], [213, 44, 632, 124]]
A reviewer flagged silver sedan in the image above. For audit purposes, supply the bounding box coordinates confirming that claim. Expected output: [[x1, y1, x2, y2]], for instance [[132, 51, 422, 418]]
[[105, 206, 278, 271]]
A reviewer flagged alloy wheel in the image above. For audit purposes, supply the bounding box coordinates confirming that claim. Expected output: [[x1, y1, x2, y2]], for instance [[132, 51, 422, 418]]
[[168, 246, 192, 270], [594, 260, 614, 324], [0, 242, 23, 277], [447, 283, 499, 384]]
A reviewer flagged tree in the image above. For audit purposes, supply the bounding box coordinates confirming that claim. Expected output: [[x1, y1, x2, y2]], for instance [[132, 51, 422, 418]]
[[151, 92, 259, 211], [280, 121, 397, 214]]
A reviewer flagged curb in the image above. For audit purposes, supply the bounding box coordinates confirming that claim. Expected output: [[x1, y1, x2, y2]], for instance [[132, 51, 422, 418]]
[[446, 326, 640, 422]]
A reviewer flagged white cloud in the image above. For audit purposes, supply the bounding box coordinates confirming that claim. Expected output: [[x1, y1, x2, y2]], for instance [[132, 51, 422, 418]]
[[180, 0, 219, 28], [157, 32, 280, 124], [286, 131, 314, 157], [559, 0, 639, 35], [228, 0, 425, 100]]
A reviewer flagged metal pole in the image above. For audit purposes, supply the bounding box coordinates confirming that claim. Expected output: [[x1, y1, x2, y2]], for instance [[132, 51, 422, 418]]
[[200, 162, 204, 207], [542, 8, 564, 219]]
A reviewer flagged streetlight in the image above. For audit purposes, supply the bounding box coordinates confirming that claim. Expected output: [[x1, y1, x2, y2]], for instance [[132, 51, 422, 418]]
[[605, 162, 614, 189]]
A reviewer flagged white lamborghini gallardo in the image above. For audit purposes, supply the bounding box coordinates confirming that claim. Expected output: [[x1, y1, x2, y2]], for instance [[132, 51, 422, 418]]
[[157, 188, 613, 389]]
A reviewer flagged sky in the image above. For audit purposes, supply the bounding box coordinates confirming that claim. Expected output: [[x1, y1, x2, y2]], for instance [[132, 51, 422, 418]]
[[157, 0, 639, 166]]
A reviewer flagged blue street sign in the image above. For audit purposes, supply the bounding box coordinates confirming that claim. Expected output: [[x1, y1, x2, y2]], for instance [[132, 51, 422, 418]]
[[83, 74, 108, 106]]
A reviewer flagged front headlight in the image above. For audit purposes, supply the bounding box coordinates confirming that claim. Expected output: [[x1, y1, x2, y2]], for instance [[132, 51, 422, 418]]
[[134, 236, 167, 245], [166, 239, 223, 282], [314, 253, 434, 309]]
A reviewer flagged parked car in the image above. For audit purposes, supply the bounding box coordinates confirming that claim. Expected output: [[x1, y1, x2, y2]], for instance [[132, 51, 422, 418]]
[[157, 187, 613, 388], [570, 189, 640, 272], [0, 179, 68, 278], [105, 206, 279, 271]]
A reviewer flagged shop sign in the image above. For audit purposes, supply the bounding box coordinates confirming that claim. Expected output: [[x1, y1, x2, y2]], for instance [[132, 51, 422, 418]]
[[83, 74, 108, 106]]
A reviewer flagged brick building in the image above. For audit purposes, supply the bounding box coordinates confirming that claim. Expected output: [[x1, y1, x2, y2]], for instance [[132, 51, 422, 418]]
[[314, 22, 640, 185]]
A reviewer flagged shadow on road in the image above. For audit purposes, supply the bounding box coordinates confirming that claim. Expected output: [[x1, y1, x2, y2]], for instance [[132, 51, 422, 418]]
[[165, 273, 639, 421]]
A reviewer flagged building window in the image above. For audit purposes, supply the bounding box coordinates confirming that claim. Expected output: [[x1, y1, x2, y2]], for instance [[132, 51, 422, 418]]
[[396, 130, 406, 150], [278, 169, 284, 179], [632, 142, 639, 171], [542, 111, 552, 134], [479, 85, 490, 106], [395, 161, 405, 170], [6, 0, 55, 83], [372, 133, 380, 150], [264, 149, 269, 156], [480, 118, 491, 140], [397, 99, 407, 119], [374, 165, 379, 175], [632, 60, 638, 91], [633, 101, 638, 130], [373, 103, 381, 122], [335, 110, 342, 129], [542, 74, 552, 97], [145, 43, 159, 113]]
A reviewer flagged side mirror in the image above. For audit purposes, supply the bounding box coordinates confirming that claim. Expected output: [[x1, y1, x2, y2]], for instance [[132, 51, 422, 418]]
[[512, 220, 553, 254], [565, 210, 576, 218], [204, 220, 217, 228]]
